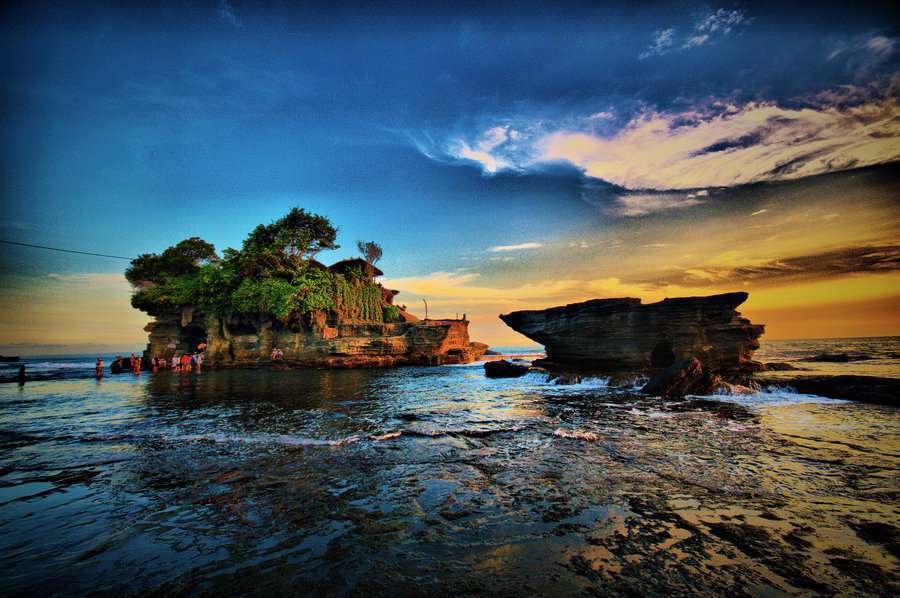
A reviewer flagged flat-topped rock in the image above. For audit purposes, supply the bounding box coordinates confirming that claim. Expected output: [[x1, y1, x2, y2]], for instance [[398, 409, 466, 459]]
[[499, 292, 764, 374]]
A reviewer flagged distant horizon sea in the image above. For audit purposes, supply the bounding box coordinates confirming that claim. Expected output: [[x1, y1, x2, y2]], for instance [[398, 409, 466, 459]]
[[3, 334, 899, 359]]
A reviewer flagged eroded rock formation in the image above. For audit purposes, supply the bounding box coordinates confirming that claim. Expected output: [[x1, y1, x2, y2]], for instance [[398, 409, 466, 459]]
[[499, 292, 764, 374], [143, 306, 487, 368]]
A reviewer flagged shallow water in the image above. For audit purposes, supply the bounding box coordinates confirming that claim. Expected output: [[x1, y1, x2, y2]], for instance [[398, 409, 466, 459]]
[[1, 340, 898, 595]]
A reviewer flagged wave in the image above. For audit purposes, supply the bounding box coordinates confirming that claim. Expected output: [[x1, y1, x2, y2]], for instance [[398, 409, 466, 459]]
[[163, 425, 530, 448], [694, 385, 851, 407], [167, 433, 361, 447]]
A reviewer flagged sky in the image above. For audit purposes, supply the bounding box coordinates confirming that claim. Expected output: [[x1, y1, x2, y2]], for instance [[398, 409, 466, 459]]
[[0, 1, 898, 354]]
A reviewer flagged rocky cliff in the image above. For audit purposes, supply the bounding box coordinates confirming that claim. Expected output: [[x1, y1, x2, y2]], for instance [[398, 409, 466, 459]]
[[499, 292, 764, 374], [143, 307, 487, 368]]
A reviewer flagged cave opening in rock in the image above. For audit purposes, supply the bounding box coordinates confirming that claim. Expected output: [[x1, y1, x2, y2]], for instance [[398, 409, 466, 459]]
[[651, 340, 675, 368], [179, 325, 207, 353]]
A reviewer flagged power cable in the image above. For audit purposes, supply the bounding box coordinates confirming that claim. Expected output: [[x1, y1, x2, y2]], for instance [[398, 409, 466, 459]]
[[0, 239, 134, 261]]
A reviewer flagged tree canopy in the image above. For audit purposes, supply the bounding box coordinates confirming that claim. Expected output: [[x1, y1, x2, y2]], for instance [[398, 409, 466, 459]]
[[238, 208, 339, 279], [125, 209, 401, 323], [356, 240, 383, 265], [125, 237, 218, 286]]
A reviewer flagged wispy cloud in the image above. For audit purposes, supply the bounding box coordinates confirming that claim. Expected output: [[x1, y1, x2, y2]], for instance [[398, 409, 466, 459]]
[[639, 28, 675, 60], [750, 209, 768, 216], [488, 242, 543, 252], [608, 192, 707, 217], [218, 0, 243, 29], [652, 245, 900, 287], [827, 34, 897, 79], [451, 126, 517, 174], [640, 8, 751, 59]]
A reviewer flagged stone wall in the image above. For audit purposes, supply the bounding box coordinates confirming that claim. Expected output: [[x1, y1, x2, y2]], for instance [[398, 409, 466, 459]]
[[142, 307, 487, 368]]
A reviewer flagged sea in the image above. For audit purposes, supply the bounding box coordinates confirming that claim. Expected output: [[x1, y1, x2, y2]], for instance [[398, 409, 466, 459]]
[[1, 338, 898, 595]]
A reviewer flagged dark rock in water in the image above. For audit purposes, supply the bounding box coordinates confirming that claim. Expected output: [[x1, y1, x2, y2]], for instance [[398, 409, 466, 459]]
[[110, 357, 132, 374], [803, 353, 873, 363], [641, 357, 722, 398], [484, 359, 529, 378], [499, 292, 764, 374], [763, 362, 801, 371], [0, 355, 20, 363], [483, 349, 501, 356], [757, 375, 900, 407]]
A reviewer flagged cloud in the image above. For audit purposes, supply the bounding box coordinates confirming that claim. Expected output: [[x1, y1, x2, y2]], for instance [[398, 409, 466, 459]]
[[750, 209, 768, 216], [640, 9, 751, 59], [588, 111, 615, 121], [639, 28, 675, 59], [539, 100, 900, 189], [608, 192, 706, 217], [828, 34, 897, 79], [432, 84, 899, 199], [218, 0, 243, 29], [568, 240, 592, 249], [451, 126, 516, 174], [690, 9, 750, 40], [655, 245, 900, 286], [487, 242, 543, 252]]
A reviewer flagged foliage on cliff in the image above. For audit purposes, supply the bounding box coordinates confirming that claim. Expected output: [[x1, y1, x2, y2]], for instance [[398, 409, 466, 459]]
[[127, 209, 387, 322]]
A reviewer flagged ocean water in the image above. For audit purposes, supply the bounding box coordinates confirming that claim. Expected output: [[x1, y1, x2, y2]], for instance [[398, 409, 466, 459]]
[[1, 338, 898, 595]]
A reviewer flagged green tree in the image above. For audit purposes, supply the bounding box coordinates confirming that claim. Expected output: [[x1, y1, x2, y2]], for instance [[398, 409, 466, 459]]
[[125, 237, 218, 285], [356, 240, 383, 264], [126, 209, 360, 322], [239, 208, 339, 279]]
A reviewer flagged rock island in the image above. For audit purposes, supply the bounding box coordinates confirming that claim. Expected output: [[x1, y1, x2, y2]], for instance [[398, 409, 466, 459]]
[[128, 209, 487, 368]]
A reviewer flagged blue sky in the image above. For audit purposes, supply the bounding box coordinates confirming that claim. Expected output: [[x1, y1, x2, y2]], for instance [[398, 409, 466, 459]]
[[1, 1, 898, 351]]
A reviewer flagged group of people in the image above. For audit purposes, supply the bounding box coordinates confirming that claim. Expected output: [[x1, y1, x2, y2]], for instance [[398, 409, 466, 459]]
[[151, 352, 203, 373], [270, 347, 284, 360], [99, 347, 205, 378]]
